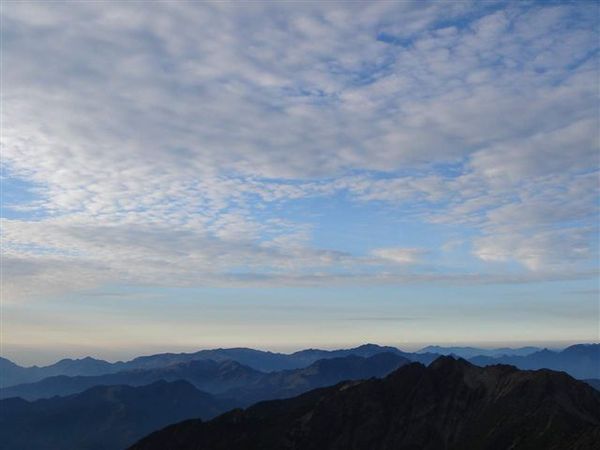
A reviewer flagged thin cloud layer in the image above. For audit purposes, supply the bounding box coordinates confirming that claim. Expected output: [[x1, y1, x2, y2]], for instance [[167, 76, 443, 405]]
[[2, 1, 598, 301]]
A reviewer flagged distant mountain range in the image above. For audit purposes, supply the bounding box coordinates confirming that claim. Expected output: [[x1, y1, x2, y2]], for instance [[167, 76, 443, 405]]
[[0, 353, 411, 450], [0, 344, 437, 388], [130, 357, 600, 450], [0, 359, 263, 401], [417, 345, 542, 358], [0, 355, 119, 388], [2, 343, 597, 397], [0, 380, 229, 450], [0, 353, 410, 402], [470, 343, 600, 379]]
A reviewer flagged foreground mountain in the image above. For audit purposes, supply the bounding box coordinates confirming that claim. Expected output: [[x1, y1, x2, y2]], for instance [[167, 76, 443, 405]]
[[223, 352, 410, 405], [0, 380, 229, 450], [1, 344, 437, 388], [419, 345, 541, 358], [469, 343, 600, 379], [130, 357, 600, 450], [0, 359, 263, 401]]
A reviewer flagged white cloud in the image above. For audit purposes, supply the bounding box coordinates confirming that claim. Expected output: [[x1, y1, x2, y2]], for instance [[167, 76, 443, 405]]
[[370, 248, 425, 265], [1, 1, 598, 300], [473, 227, 596, 271]]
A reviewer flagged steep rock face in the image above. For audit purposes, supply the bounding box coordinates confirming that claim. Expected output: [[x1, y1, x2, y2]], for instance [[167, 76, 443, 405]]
[[0, 380, 228, 450], [130, 357, 600, 450]]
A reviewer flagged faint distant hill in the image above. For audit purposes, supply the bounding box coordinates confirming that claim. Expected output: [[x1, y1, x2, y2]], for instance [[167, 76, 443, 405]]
[[0, 353, 410, 402], [468, 344, 600, 379], [0, 343, 438, 388], [418, 345, 541, 359], [0, 380, 228, 450], [130, 357, 600, 450]]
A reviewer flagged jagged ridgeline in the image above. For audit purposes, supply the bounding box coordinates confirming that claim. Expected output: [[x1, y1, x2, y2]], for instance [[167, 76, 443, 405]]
[[130, 357, 600, 450]]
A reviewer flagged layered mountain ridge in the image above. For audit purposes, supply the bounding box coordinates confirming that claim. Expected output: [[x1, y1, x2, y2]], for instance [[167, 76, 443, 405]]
[[130, 356, 600, 450], [2, 345, 599, 450], [0, 343, 431, 388], [0, 352, 410, 401], [3, 342, 597, 392]]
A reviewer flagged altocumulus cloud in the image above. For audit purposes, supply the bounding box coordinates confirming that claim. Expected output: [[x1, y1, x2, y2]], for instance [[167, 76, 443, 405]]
[[1, 1, 598, 301]]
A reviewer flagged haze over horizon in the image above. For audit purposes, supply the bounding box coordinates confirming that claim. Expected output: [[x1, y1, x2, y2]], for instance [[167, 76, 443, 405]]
[[1, 1, 599, 366]]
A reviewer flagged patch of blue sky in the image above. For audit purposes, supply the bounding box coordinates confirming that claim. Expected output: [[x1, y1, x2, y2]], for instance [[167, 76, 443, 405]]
[[564, 47, 599, 73], [0, 174, 48, 220], [5, 242, 80, 257], [432, 2, 505, 32], [250, 189, 462, 257], [376, 1, 504, 43], [376, 32, 415, 48]]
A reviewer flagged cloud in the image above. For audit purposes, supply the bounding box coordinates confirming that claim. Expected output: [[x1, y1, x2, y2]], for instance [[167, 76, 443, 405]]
[[1, 1, 598, 300], [473, 227, 596, 271], [370, 248, 425, 265]]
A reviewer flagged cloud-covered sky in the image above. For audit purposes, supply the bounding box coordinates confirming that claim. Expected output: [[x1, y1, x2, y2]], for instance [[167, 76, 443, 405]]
[[2, 1, 598, 363]]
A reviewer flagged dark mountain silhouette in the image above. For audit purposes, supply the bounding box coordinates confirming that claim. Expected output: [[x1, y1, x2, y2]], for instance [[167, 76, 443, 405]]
[[418, 345, 541, 358], [130, 357, 600, 450], [469, 343, 600, 379], [0, 380, 229, 450], [0, 344, 437, 388], [223, 352, 410, 405], [584, 379, 600, 391], [0, 358, 263, 401]]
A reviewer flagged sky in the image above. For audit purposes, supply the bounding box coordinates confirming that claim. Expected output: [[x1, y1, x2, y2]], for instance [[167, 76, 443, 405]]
[[1, 1, 599, 366]]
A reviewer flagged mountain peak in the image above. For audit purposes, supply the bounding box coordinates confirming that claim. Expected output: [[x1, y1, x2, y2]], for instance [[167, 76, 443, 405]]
[[429, 355, 472, 372], [355, 343, 383, 349]]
